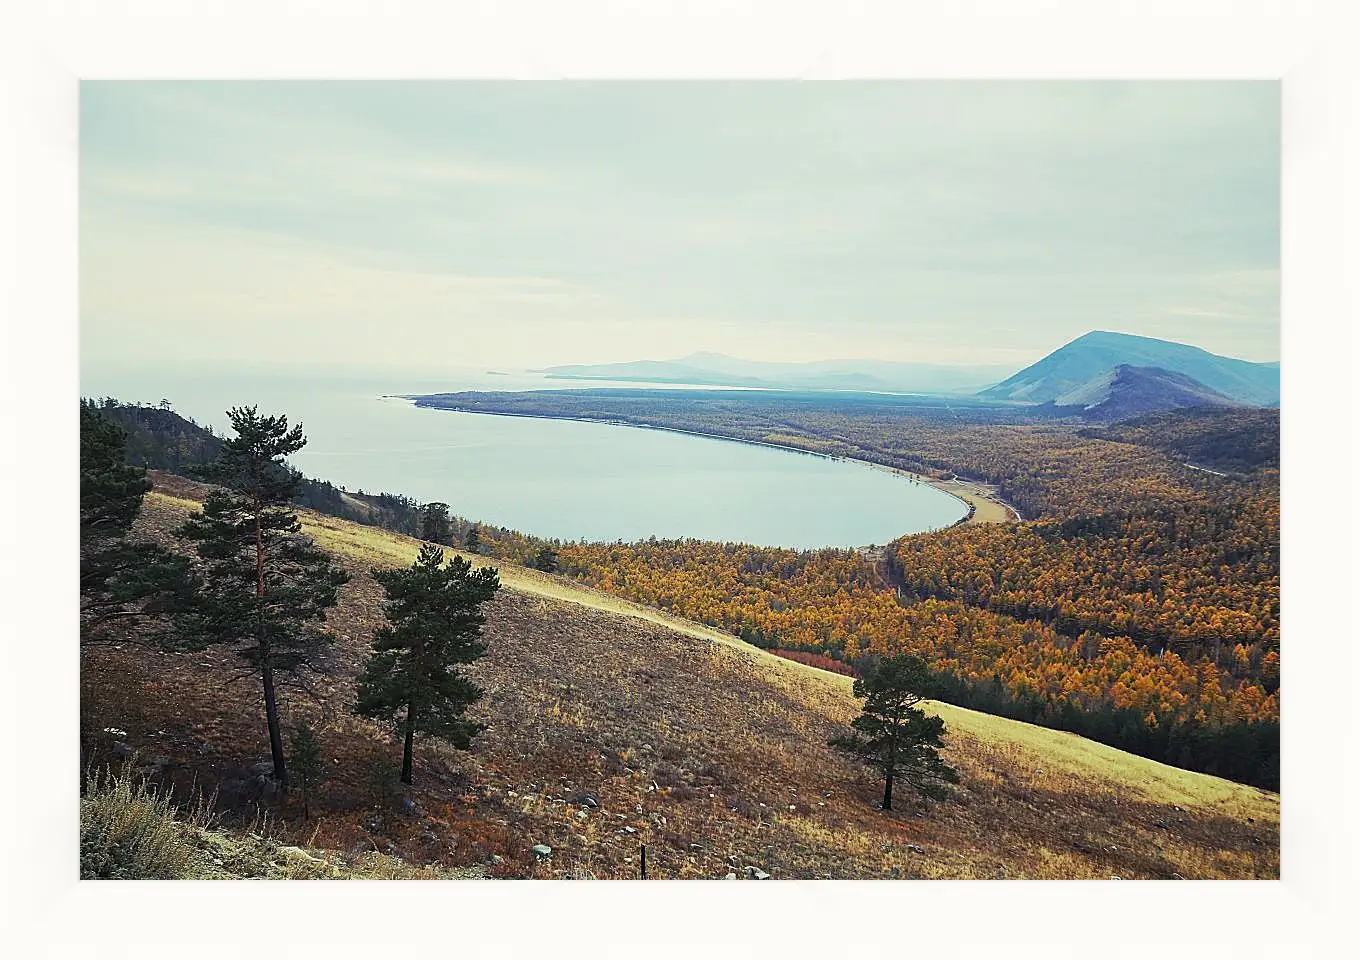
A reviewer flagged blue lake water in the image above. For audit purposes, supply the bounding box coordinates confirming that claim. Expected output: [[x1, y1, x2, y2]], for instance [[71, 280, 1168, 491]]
[[81, 363, 968, 549]]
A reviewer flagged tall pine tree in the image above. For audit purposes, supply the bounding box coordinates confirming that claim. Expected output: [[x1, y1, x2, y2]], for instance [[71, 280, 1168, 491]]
[[354, 543, 500, 784], [80, 401, 200, 646], [176, 406, 348, 782], [830, 654, 959, 809], [420, 502, 452, 545]]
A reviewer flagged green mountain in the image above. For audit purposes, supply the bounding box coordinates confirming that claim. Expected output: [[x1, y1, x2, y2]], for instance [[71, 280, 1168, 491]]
[[978, 331, 1279, 407]]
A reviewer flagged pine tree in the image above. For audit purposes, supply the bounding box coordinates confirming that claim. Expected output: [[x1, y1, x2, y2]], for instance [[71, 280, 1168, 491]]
[[464, 525, 481, 554], [420, 502, 452, 545], [830, 654, 959, 809], [176, 406, 349, 782], [289, 719, 326, 820], [354, 543, 500, 784], [530, 544, 558, 573], [80, 401, 200, 645]]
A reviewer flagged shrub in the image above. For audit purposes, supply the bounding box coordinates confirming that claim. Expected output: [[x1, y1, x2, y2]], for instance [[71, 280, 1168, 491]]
[[80, 765, 212, 880]]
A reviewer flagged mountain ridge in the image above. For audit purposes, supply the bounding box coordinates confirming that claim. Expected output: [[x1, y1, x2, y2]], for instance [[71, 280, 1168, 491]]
[[539, 353, 1012, 395], [980, 331, 1279, 407], [1053, 364, 1244, 421]]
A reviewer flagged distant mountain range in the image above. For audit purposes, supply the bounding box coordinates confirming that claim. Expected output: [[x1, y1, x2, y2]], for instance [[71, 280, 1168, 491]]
[[978, 330, 1279, 407], [537, 352, 1013, 395], [537, 330, 1279, 418]]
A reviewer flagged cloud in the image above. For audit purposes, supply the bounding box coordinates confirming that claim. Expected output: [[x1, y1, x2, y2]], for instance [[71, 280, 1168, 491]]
[[80, 81, 1281, 369]]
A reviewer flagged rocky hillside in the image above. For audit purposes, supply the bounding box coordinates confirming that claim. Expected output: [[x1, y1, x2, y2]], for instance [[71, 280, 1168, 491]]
[[80, 473, 1279, 879]]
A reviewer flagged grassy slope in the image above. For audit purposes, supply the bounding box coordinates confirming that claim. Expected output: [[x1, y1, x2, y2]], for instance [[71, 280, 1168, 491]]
[[80, 475, 1278, 879]]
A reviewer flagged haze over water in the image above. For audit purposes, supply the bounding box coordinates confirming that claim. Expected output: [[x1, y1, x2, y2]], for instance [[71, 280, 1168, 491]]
[[82, 363, 968, 549]]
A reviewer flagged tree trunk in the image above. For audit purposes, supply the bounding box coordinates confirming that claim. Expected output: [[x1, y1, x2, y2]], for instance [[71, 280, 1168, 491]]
[[263, 665, 287, 781], [882, 770, 893, 811], [256, 508, 287, 782], [401, 701, 416, 785]]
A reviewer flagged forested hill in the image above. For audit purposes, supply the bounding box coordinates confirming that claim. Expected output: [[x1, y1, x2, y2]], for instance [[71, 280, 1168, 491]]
[[92, 400, 225, 473], [1078, 407, 1280, 474], [84, 399, 427, 535]]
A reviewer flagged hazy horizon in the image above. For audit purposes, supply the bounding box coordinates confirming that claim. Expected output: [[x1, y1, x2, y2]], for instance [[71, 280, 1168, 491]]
[[81, 81, 1280, 373]]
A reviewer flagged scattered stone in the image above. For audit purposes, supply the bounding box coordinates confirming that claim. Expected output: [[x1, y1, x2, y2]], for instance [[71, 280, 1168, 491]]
[[576, 793, 599, 808], [724, 873, 738, 880], [906, 844, 924, 854], [576, 810, 589, 821], [788, 805, 796, 812], [745, 866, 771, 880], [250, 760, 276, 777], [889, 866, 901, 879], [640, 744, 653, 752], [689, 843, 704, 852], [111, 742, 133, 760], [727, 855, 742, 867], [401, 797, 417, 814], [278, 845, 327, 866], [489, 854, 504, 865], [622, 826, 637, 834], [881, 844, 893, 853], [1110, 875, 1122, 880], [1154, 819, 1169, 829], [532, 844, 552, 860], [1171, 873, 1185, 880]]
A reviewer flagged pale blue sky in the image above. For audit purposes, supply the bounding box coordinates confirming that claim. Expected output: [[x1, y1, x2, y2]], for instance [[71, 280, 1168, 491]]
[[80, 81, 1279, 371]]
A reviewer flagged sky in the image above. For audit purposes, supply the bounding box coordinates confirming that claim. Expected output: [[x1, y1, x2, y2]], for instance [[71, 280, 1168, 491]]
[[80, 81, 1280, 373]]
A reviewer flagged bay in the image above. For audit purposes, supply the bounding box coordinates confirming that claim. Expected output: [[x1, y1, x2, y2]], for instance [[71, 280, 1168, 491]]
[[80, 362, 967, 549]]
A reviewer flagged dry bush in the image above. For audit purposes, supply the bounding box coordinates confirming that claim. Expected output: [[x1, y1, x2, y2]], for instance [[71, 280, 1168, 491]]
[[80, 764, 212, 880]]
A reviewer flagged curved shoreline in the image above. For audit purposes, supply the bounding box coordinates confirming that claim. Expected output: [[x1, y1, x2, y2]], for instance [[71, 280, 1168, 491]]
[[399, 397, 1022, 529]]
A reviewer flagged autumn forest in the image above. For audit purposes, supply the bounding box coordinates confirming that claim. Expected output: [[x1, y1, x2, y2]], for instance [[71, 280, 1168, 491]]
[[418, 395, 1281, 789]]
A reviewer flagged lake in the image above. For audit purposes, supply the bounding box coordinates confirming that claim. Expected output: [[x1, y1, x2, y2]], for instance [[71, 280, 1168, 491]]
[[81, 363, 968, 549]]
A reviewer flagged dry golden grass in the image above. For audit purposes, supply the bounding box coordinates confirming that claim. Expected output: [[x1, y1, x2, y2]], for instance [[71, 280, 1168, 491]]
[[79, 477, 1278, 879]]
